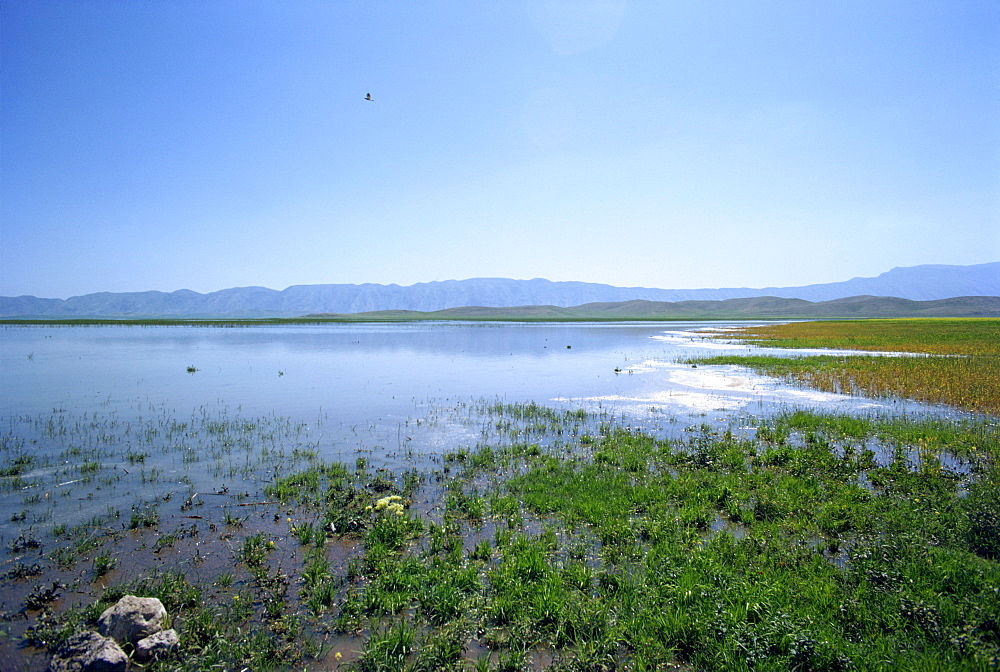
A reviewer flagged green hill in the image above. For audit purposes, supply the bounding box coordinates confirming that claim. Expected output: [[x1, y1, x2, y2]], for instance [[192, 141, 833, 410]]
[[307, 295, 1000, 320]]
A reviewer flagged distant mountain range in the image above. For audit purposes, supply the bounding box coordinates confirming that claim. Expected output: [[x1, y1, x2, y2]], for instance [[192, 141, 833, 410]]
[[2, 262, 997, 318]]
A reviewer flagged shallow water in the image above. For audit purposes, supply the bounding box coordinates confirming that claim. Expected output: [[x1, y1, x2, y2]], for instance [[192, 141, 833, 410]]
[[0, 321, 949, 541], [0, 321, 979, 670], [1, 320, 927, 422]]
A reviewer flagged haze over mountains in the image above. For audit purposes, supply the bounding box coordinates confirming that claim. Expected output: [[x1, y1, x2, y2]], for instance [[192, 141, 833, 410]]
[[2, 263, 998, 318]]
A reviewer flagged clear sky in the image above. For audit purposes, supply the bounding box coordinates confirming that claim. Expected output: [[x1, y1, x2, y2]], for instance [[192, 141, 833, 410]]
[[2, 0, 998, 299]]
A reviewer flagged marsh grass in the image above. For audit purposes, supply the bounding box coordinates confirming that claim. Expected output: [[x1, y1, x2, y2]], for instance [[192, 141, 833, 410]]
[[458, 410, 1000, 670], [723, 318, 1000, 355], [4, 371, 999, 670], [701, 318, 1000, 413], [256, 404, 997, 670], [11, 411, 1000, 670]]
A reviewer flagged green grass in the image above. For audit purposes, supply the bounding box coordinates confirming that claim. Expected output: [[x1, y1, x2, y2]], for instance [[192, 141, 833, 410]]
[[274, 408, 1000, 669], [718, 318, 1000, 355], [13, 395, 1000, 670], [462, 413, 1000, 669], [691, 318, 1000, 413]]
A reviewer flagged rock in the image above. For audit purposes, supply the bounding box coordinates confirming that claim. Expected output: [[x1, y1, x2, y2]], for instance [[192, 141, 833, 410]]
[[134, 628, 179, 661], [48, 631, 127, 672], [97, 595, 167, 645]]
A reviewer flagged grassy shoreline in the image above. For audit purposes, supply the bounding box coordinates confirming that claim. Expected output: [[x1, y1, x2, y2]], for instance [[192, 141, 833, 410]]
[[689, 319, 1000, 414], [2, 319, 998, 670], [8, 406, 996, 671]]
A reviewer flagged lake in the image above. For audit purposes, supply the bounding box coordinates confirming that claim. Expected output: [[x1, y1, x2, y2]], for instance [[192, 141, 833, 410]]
[[1, 319, 978, 672], [3, 320, 915, 418], [0, 320, 934, 542]]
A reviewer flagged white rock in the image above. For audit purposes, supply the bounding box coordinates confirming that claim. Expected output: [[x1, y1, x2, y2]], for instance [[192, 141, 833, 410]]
[[97, 595, 167, 645]]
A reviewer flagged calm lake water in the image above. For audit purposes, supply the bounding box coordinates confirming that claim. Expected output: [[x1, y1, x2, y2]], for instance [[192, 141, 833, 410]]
[[0, 321, 935, 540], [2, 320, 912, 420]]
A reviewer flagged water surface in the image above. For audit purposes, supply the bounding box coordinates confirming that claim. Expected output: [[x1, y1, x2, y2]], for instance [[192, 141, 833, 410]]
[[2, 320, 914, 424], [0, 321, 943, 539]]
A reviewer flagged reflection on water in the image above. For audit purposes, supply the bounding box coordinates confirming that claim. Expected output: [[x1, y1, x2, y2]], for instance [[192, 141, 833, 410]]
[[0, 321, 955, 539], [572, 359, 892, 416], [2, 320, 925, 425]]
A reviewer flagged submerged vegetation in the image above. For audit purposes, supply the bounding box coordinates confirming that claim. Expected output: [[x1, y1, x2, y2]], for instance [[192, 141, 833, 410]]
[[1, 318, 998, 670], [693, 319, 1000, 413], [3, 405, 998, 670]]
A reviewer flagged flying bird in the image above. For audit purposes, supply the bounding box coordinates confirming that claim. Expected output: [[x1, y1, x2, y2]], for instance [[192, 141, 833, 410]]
[[365, 93, 373, 101]]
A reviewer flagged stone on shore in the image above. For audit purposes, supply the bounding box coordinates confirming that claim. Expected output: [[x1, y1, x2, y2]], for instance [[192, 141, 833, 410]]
[[97, 595, 167, 646], [135, 628, 180, 661], [47, 631, 127, 672]]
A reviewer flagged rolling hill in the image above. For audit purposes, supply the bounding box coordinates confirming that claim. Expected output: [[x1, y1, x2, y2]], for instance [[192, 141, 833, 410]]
[[307, 295, 1000, 320]]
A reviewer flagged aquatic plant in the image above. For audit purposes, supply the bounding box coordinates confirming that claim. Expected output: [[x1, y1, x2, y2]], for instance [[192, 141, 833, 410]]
[[697, 318, 1000, 412], [5, 338, 998, 672]]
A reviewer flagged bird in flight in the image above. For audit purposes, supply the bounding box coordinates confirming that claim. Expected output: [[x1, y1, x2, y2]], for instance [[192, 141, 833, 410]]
[[365, 93, 373, 101]]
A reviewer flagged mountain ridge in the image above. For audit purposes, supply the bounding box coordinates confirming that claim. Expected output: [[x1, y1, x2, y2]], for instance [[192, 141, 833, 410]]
[[305, 295, 1000, 320], [2, 262, 997, 317]]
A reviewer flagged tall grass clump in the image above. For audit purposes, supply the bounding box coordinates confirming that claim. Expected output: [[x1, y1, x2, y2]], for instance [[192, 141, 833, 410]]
[[695, 318, 1000, 413], [459, 410, 1000, 669]]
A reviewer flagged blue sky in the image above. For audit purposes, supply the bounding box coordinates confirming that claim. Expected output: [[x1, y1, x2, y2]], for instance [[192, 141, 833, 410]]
[[2, 0, 998, 299]]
